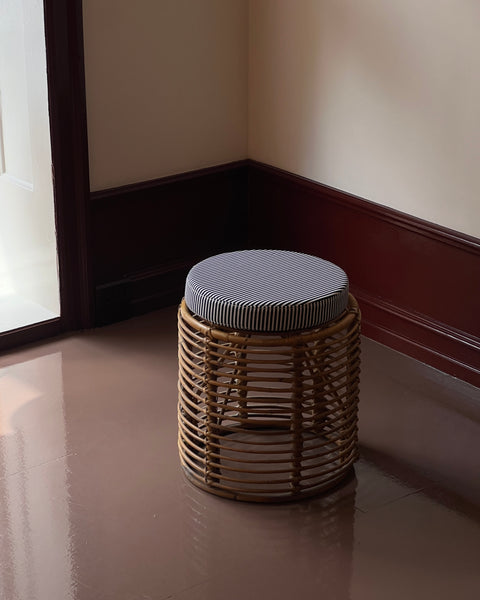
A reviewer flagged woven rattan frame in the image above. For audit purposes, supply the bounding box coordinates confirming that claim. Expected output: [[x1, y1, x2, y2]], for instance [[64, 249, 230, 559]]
[[178, 294, 361, 502]]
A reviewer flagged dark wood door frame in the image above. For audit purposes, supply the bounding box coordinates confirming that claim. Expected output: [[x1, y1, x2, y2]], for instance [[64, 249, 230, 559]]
[[44, 0, 93, 331], [0, 0, 93, 353]]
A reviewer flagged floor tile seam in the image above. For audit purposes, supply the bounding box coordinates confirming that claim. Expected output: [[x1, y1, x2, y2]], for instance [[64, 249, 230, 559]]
[[0, 451, 77, 481], [357, 447, 435, 492], [356, 487, 426, 514]]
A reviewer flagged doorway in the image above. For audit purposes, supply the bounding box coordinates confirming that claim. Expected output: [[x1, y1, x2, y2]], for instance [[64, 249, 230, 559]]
[[0, 0, 93, 352], [0, 0, 60, 333]]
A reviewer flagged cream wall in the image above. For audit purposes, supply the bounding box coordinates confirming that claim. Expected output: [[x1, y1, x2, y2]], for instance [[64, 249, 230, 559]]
[[249, 0, 480, 238], [83, 0, 248, 191]]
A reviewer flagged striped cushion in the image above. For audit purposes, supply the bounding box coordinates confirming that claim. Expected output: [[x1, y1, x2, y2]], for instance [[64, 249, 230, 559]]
[[184, 250, 349, 332]]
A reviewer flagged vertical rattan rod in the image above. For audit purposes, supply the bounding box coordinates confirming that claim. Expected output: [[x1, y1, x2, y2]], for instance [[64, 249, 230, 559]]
[[303, 342, 328, 435], [346, 326, 361, 463], [291, 345, 305, 495], [234, 344, 249, 420], [204, 329, 219, 485]]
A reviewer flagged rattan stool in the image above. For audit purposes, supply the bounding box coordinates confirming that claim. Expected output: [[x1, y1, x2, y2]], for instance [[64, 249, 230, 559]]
[[178, 250, 361, 502]]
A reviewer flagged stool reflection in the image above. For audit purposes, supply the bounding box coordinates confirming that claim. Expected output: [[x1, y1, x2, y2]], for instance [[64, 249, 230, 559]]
[[181, 472, 357, 599]]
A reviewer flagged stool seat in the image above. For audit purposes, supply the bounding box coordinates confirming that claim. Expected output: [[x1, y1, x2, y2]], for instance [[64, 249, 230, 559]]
[[185, 249, 349, 332]]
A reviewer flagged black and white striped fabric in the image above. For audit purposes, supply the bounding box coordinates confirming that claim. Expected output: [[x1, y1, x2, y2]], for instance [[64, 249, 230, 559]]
[[185, 250, 349, 332]]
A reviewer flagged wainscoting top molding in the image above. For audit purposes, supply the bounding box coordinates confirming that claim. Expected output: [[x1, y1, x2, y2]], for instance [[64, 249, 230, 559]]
[[248, 160, 480, 255], [91, 160, 249, 201]]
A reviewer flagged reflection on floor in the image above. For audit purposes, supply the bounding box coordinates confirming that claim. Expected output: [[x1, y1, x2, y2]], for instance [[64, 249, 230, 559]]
[[0, 305, 479, 600]]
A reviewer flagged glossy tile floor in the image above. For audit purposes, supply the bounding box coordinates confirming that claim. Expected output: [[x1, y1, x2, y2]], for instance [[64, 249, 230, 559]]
[[0, 306, 479, 600]]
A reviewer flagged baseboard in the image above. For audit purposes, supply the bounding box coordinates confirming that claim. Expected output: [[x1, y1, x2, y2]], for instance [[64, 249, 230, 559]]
[[92, 161, 249, 325], [248, 160, 480, 387], [354, 288, 480, 386], [0, 319, 62, 355], [95, 257, 204, 326]]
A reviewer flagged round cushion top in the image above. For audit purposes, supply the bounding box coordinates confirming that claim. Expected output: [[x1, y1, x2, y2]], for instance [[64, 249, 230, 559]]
[[184, 250, 349, 332]]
